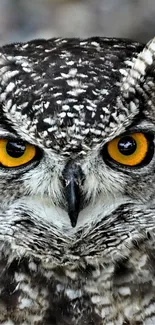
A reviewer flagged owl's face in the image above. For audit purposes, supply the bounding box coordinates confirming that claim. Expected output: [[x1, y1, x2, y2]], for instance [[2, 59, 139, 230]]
[[0, 37, 155, 264]]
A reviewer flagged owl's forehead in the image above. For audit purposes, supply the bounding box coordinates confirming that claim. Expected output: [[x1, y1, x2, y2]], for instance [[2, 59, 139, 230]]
[[0, 38, 142, 153]]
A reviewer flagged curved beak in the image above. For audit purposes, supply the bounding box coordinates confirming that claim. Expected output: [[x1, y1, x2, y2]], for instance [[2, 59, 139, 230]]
[[63, 163, 84, 227]]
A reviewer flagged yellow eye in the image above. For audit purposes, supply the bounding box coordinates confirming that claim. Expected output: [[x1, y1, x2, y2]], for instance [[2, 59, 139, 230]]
[[107, 133, 149, 166], [0, 139, 36, 167]]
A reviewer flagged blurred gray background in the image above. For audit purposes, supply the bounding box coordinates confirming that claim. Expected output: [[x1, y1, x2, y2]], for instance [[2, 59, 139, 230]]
[[0, 0, 155, 45]]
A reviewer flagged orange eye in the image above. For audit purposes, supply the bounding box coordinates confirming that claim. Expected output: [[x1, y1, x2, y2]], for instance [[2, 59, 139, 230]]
[[0, 139, 36, 167], [107, 133, 149, 166]]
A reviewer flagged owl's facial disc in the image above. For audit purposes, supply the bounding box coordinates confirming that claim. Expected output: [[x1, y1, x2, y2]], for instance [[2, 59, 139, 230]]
[[62, 161, 84, 227]]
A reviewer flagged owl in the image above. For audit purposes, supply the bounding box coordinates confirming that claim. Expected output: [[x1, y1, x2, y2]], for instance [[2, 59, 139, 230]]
[[0, 35, 155, 325]]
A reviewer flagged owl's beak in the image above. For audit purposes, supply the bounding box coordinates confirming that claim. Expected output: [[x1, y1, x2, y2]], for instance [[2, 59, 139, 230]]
[[63, 163, 84, 227]]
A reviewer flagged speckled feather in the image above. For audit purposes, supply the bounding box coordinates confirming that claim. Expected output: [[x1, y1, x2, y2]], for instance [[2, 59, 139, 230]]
[[0, 37, 155, 325], [0, 37, 143, 153]]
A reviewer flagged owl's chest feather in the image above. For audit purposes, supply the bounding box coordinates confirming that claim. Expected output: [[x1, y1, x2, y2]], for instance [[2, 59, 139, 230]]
[[0, 247, 155, 325]]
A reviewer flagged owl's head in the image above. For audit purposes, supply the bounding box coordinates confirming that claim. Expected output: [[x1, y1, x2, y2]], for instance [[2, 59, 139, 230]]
[[0, 37, 155, 262]]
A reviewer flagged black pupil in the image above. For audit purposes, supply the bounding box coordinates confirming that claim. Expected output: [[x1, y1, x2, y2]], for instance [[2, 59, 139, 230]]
[[118, 136, 137, 156], [6, 141, 26, 158]]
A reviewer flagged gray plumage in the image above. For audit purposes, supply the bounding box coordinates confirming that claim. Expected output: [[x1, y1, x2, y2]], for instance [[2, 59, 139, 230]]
[[0, 36, 155, 324]]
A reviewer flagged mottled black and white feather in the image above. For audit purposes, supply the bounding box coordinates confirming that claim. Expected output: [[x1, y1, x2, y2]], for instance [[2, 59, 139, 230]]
[[0, 36, 155, 324]]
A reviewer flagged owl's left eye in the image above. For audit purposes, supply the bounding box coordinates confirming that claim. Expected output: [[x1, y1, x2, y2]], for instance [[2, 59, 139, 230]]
[[0, 139, 36, 167], [106, 132, 152, 167]]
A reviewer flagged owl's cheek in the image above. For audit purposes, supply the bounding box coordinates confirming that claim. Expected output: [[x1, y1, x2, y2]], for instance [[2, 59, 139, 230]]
[[125, 174, 155, 203], [9, 197, 72, 231]]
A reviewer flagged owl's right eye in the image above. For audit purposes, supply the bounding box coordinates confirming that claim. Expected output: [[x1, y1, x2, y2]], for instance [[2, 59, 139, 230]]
[[105, 132, 153, 167], [0, 139, 36, 167]]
